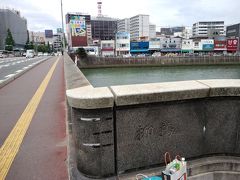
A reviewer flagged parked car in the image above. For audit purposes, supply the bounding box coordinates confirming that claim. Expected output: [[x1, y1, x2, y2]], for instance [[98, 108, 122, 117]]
[[38, 52, 43, 56]]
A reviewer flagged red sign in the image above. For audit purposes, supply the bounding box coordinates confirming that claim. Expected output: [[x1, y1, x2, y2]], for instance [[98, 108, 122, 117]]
[[214, 40, 226, 50], [227, 39, 238, 51]]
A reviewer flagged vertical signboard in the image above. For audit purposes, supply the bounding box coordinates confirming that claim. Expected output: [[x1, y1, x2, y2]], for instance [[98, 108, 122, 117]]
[[227, 39, 238, 52], [45, 30, 53, 38], [70, 16, 86, 37]]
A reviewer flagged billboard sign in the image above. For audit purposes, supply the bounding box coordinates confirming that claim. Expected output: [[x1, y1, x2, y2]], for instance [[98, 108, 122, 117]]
[[201, 39, 214, 51], [130, 42, 149, 53], [227, 39, 238, 51], [70, 15, 86, 37], [214, 40, 226, 50], [45, 30, 53, 38]]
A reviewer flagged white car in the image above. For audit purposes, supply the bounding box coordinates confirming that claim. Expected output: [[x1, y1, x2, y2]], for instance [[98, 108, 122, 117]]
[[26, 49, 35, 58]]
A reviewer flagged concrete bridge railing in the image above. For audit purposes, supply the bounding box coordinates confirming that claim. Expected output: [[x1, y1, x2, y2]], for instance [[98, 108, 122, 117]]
[[64, 53, 240, 178]]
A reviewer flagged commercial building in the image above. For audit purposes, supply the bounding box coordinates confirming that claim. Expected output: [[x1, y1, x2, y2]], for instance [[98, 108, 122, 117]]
[[100, 40, 115, 57], [117, 18, 130, 33], [0, 8, 28, 50], [192, 21, 225, 38], [66, 13, 91, 48], [115, 32, 130, 56], [160, 37, 182, 53], [226, 23, 240, 52], [181, 39, 194, 53], [91, 16, 118, 41], [130, 14, 150, 41]]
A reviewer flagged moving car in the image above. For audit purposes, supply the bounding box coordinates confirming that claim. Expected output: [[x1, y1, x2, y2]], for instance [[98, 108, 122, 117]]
[[26, 49, 35, 58]]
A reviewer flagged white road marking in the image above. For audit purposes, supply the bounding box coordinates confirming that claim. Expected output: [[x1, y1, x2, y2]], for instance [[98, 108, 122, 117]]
[[5, 74, 15, 78]]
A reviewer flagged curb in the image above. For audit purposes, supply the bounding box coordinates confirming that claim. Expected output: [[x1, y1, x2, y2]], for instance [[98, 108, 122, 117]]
[[0, 57, 52, 89]]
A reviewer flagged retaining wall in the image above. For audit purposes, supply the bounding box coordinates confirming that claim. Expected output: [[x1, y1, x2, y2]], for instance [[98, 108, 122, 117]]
[[76, 55, 240, 68]]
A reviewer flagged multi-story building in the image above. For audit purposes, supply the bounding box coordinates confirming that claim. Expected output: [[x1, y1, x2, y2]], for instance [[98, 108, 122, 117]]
[[100, 40, 115, 57], [192, 21, 225, 38], [115, 32, 130, 56], [66, 13, 91, 48], [0, 8, 28, 50], [29, 31, 45, 44], [160, 37, 182, 53], [149, 24, 156, 39], [226, 23, 240, 52], [130, 14, 150, 41], [91, 16, 118, 41], [226, 23, 240, 39], [53, 33, 62, 52], [117, 18, 130, 33]]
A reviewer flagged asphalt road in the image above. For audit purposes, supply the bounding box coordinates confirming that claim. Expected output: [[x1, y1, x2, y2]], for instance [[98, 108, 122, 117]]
[[0, 56, 68, 180], [0, 56, 50, 82]]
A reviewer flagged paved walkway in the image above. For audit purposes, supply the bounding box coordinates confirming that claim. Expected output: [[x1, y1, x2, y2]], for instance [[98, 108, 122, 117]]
[[0, 56, 68, 180]]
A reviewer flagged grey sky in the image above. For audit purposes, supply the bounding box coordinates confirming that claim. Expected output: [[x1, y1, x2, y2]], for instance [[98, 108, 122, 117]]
[[1, 0, 240, 32]]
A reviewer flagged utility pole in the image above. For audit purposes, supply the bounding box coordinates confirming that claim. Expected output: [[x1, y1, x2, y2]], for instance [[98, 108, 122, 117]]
[[61, 0, 65, 55]]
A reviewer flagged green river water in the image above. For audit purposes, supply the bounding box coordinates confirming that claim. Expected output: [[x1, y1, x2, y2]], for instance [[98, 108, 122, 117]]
[[81, 65, 240, 87]]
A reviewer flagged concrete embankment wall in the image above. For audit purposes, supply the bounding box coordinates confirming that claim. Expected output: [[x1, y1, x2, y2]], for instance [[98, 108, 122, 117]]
[[64, 53, 240, 179], [75, 55, 240, 68]]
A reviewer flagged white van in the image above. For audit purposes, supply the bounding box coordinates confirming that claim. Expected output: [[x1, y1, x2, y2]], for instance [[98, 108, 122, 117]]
[[26, 49, 35, 58]]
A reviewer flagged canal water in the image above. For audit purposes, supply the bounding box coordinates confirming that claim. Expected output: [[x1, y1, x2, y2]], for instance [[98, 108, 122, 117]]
[[81, 65, 240, 87]]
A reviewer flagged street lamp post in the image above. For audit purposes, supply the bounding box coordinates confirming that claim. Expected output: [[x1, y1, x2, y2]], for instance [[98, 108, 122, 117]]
[[61, 0, 65, 55]]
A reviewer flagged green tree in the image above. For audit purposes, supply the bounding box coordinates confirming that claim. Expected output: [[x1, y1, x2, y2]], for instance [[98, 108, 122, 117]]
[[76, 48, 87, 59], [5, 29, 15, 51], [47, 42, 51, 53], [25, 31, 30, 50], [37, 44, 48, 53]]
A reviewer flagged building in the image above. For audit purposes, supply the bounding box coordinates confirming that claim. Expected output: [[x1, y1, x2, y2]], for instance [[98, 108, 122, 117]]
[[181, 39, 194, 53], [53, 33, 62, 52], [66, 13, 91, 48], [192, 21, 225, 38], [29, 31, 45, 44], [117, 18, 130, 33], [0, 8, 28, 50], [226, 23, 240, 52], [100, 40, 115, 56], [226, 23, 240, 38], [115, 32, 130, 56], [149, 24, 156, 39], [160, 37, 182, 53], [160, 27, 185, 36], [174, 27, 192, 39], [91, 16, 118, 41], [130, 14, 150, 41], [149, 38, 161, 53]]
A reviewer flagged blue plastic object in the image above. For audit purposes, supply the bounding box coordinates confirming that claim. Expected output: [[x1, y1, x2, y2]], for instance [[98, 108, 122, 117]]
[[143, 176, 162, 180]]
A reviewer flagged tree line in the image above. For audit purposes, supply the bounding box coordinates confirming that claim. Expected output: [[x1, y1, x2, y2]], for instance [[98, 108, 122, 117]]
[[5, 29, 53, 53]]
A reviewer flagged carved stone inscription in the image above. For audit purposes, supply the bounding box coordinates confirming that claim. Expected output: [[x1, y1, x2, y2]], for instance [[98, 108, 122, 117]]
[[134, 121, 176, 141]]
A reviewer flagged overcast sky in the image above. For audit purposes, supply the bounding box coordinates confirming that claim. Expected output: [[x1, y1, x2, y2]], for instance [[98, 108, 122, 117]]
[[1, 0, 240, 32]]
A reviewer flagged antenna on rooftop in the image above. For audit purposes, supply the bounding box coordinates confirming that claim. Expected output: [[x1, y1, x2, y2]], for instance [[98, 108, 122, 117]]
[[97, 0, 102, 17]]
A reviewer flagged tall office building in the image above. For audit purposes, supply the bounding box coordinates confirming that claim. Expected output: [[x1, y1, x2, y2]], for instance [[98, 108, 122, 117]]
[[91, 16, 118, 41], [192, 21, 225, 38], [149, 24, 156, 39], [117, 18, 130, 33], [130, 14, 150, 41], [66, 13, 91, 48], [0, 8, 28, 50]]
